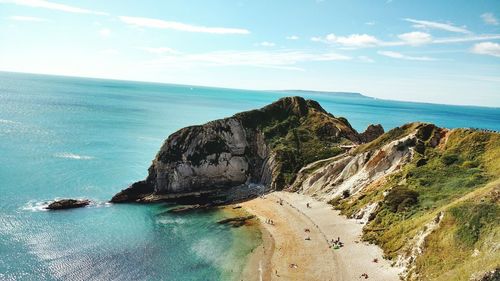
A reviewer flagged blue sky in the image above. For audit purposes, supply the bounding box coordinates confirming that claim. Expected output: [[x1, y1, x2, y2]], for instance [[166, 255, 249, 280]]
[[0, 0, 499, 107]]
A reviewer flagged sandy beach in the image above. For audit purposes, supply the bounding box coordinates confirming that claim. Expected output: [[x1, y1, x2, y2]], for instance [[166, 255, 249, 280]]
[[239, 191, 402, 281]]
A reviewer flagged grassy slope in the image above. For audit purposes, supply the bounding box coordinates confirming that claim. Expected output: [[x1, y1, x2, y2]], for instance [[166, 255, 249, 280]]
[[332, 128, 500, 280], [263, 109, 354, 186], [235, 97, 359, 189]]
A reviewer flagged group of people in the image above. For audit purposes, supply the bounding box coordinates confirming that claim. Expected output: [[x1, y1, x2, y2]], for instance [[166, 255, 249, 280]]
[[265, 218, 275, 225], [330, 237, 344, 249]]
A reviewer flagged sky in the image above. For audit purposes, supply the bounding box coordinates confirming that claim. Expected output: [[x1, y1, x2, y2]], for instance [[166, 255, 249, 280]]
[[0, 0, 499, 107]]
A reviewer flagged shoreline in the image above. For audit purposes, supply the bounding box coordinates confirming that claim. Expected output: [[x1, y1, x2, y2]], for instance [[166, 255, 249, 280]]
[[240, 221, 274, 281], [238, 191, 402, 281]]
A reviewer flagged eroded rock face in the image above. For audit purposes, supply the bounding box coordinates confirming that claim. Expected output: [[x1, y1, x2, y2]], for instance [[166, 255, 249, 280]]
[[360, 124, 384, 143], [290, 123, 443, 202], [112, 96, 377, 203]]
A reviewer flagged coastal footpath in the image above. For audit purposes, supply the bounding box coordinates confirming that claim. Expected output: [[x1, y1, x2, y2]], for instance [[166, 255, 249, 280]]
[[112, 96, 499, 281]]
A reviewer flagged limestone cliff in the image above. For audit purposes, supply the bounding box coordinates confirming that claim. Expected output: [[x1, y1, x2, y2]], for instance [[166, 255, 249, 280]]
[[290, 122, 500, 281], [111, 96, 383, 203]]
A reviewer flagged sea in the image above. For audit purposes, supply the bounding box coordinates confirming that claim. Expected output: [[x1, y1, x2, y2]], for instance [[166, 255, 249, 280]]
[[0, 71, 499, 281]]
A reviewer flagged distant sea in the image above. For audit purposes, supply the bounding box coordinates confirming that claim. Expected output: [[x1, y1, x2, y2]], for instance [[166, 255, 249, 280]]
[[0, 71, 499, 280]]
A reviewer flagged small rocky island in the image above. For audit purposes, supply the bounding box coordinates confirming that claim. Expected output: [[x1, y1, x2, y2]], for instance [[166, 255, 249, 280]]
[[111, 96, 383, 204], [46, 199, 90, 210]]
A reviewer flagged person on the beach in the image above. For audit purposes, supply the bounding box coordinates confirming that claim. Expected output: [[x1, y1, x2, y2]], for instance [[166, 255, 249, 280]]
[[306, 203, 310, 208]]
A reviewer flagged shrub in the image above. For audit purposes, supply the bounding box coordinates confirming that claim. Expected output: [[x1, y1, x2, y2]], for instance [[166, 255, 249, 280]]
[[441, 153, 459, 165], [328, 196, 342, 207], [342, 189, 351, 199], [384, 187, 419, 212]]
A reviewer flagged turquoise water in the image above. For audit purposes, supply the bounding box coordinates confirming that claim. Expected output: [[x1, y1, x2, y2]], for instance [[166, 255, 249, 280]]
[[0, 72, 499, 280]]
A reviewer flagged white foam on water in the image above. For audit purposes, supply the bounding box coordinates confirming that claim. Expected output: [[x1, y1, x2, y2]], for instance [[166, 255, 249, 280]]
[[156, 217, 188, 225], [21, 200, 50, 212], [54, 153, 94, 160], [0, 119, 18, 124], [191, 237, 225, 267]]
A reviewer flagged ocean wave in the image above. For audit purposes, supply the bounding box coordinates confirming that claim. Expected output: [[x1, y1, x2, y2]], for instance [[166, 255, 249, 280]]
[[21, 200, 50, 212], [0, 119, 19, 124], [54, 152, 94, 160]]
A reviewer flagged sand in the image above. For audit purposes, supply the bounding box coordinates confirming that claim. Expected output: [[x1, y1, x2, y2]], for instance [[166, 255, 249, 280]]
[[239, 191, 402, 281]]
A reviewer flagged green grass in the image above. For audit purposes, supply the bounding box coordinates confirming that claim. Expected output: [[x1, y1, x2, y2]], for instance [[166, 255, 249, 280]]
[[259, 106, 356, 188], [449, 202, 498, 248], [331, 128, 500, 280], [353, 122, 422, 154]]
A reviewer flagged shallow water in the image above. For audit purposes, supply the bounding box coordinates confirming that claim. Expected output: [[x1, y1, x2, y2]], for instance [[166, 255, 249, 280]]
[[0, 72, 498, 280]]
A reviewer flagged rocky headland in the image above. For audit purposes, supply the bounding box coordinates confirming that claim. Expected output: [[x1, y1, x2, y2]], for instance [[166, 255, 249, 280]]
[[111, 96, 382, 203], [111, 96, 499, 281]]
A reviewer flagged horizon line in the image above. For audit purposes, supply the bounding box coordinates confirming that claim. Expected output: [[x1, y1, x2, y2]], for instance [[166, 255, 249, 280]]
[[1, 69, 498, 110]]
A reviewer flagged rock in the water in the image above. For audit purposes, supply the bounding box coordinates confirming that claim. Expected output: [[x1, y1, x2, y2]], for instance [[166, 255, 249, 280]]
[[167, 204, 213, 213], [217, 215, 255, 227], [46, 199, 90, 210]]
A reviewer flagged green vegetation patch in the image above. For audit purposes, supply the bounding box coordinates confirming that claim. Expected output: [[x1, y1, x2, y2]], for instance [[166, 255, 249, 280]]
[[449, 202, 499, 248], [262, 109, 354, 188]]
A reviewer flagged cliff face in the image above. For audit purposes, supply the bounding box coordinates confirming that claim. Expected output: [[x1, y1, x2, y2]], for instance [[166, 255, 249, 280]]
[[290, 123, 443, 202], [111, 96, 383, 203], [291, 123, 500, 281]]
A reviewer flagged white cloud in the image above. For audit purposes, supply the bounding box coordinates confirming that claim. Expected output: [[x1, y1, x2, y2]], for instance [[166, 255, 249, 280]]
[[118, 16, 250, 34], [481, 13, 499, 26], [286, 35, 299, 40], [8, 15, 47, 21], [100, 49, 118, 55], [378, 50, 436, 61], [258, 41, 276, 47], [358, 56, 375, 63], [432, 34, 500, 44], [365, 21, 376, 26], [404, 18, 470, 34], [325, 33, 380, 47], [0, 0, 107, 15], [138, 47, 180, 55], [313, 31, 500, 48], [99, 28, 111, 38], [397, 31, 432, 46], [147, 49, 351, 71], [471, 42, 500, 58]]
